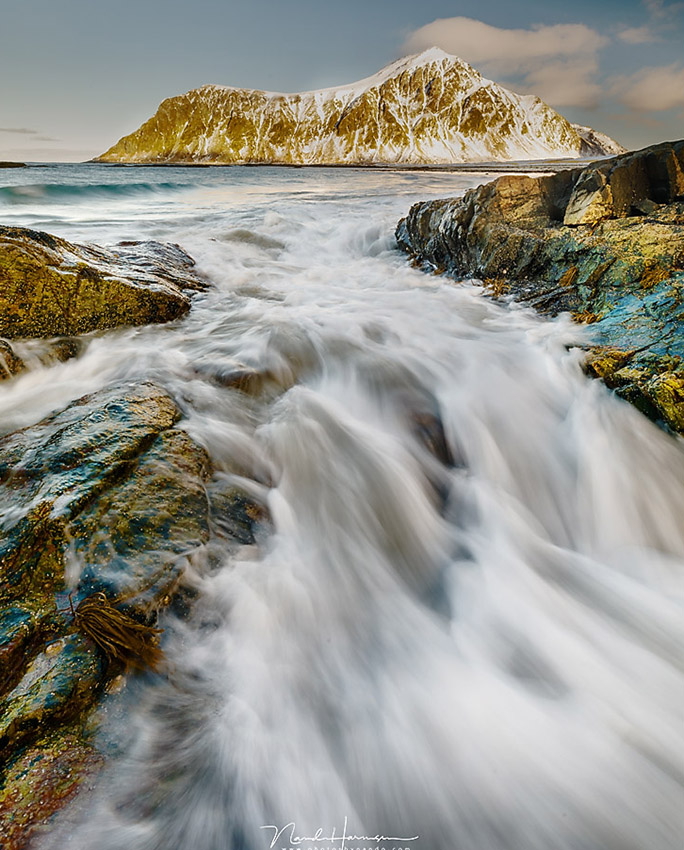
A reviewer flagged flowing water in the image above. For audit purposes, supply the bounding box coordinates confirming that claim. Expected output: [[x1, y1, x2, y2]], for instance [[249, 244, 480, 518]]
[[1, 164, 684, 850]]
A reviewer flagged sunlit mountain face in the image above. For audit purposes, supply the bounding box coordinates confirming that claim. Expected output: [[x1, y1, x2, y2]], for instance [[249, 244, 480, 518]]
[[97, 48, 624, 165]]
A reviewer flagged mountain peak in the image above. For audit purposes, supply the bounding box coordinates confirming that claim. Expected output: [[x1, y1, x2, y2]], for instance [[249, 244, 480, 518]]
[[97, 53, 623, 165]]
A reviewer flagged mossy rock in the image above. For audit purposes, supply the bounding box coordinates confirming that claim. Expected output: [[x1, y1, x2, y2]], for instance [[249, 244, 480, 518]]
[[397, 140, 684, 431], [0, 226, 206, 339], [0, 377, 266, 841]]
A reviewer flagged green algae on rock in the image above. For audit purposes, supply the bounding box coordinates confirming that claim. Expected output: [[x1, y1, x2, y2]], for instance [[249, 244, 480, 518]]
[[0, 226, 207, 339], [396, 140, 684, 432]]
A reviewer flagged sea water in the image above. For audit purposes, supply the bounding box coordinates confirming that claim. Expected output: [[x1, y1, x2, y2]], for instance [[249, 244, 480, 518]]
[[1, 163, 683, 850]]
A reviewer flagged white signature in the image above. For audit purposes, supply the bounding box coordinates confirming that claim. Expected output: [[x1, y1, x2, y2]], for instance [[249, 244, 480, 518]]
[[261, 817, 419, 849]]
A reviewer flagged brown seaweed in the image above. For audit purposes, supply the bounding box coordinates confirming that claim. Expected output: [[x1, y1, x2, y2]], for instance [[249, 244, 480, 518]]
[[69, 592, 164, 671]]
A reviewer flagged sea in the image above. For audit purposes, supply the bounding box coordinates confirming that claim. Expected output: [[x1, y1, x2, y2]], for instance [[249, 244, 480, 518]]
[[1, 163, 683, 850]]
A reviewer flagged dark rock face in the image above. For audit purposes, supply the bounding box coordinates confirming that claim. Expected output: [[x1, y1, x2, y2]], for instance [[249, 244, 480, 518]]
[[0, 226, 207, 339], [396, 140, 684, 432]]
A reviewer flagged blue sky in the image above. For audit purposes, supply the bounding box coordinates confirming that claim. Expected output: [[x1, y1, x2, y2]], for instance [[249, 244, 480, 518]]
[[0, 0, 682, 160]]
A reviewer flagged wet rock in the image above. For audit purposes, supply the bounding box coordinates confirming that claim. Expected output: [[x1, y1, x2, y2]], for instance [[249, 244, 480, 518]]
[[0, 728, 103, 850], [0, 381, 180, 603], [0, 378, 265, 839], [0, 226, 207, 339], [0, 635, 104, 759], [0, 606, 52, 697], [396, 140, 684, 431], [0, 382, 208, 765], [193, 358, 268, 396], [0, 338, 24, 380], [73, 428, 211, 610], [207, 478, 267, 544]]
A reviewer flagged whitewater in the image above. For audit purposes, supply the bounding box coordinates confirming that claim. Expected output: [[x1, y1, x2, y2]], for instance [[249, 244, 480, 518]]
[[1, 163, 683, 850]]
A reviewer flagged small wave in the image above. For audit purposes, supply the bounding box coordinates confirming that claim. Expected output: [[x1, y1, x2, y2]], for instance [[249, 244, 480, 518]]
[[0, 181, 188, 205]]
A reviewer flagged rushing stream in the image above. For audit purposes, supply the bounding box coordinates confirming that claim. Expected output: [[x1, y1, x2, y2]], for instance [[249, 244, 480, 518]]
[[1, 164, 683, 850]]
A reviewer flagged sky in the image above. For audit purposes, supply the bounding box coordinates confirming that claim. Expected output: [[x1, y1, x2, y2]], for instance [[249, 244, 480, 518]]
[[0, 0, 682, 161]]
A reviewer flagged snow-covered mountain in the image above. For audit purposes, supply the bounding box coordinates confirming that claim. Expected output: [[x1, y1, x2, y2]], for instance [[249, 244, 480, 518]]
[[571, 124, 626, 157], [97, 48, 624, 165]]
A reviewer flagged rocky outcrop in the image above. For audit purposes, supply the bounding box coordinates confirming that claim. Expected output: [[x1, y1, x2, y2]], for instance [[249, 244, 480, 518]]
[[97, 49, 622, 165], [0, 382, 263, 846], [0, 227, 207, 339], [397, 140, 684, 432], [572, 124, 626, 158]]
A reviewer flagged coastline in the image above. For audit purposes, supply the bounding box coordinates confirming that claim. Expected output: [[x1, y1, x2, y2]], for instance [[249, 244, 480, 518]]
[[85, 158, 603, 173]]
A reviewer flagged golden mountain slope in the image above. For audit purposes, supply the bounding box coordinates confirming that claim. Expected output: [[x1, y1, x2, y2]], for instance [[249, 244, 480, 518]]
[[97, 49, 623, 165]]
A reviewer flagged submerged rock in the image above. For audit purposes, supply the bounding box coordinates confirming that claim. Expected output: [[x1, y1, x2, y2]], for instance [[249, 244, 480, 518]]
[[396, 140, 684, 431], [0, 226, 206, 339]]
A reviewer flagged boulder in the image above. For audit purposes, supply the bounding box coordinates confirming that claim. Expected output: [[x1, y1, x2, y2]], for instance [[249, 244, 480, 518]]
[[0, 382, 209, 839], [0, 226, 207, 339], [0, 379, 266, 841]]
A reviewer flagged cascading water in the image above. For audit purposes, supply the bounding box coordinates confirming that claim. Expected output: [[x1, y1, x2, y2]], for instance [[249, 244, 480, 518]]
[[1, 164, 683, 850]]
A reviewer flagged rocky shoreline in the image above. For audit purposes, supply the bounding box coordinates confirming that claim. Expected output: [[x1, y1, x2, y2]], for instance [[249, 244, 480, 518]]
[[0, 228, 267, 846], [2, 139, 684, 844], [397, 140, 684, 432]]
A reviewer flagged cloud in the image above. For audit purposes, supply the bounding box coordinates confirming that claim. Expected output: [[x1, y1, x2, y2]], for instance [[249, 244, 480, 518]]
[[617, 26, 659, 43], [0, 127, 57, 142], [523, 59, 604, 110], [610, 63, 684, 111], [403, 17, 607, 107], [617, 1, 683, 42], [643, 0, 684, 20], [0, 127, 41, 135]]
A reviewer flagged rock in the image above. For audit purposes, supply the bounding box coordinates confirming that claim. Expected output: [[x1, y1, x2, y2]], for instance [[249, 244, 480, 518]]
[[0, 381, 181, 602], [0, 728, 102, 850], [0, 379, 264, 840], [0, 226, 206, 339], [207, 479, 267, 544], [563, 169, 614, 225], [0, 635, 105, 759], [0, 338, 24, 379], [193, 358, 268, 396], [0, 606, 52, 696], [0, 383, 208, 834], [73, 428, 212, 610], [396, 140, 684, 431], [0, 162, 26, 168]]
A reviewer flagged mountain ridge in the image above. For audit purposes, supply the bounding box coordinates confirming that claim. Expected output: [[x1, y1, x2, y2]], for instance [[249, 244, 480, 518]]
[[97, 49, 625, 165]]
